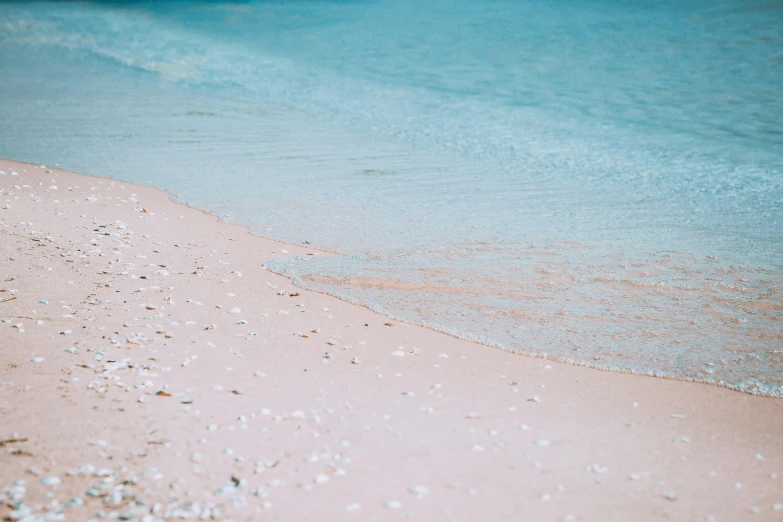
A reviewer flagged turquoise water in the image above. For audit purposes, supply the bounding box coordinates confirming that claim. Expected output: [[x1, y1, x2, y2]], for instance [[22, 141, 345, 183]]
[[0, 0, 781, 394]]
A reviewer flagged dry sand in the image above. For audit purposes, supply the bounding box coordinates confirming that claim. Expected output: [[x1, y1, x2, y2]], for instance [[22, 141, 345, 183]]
[[1, 157, 781, 522]]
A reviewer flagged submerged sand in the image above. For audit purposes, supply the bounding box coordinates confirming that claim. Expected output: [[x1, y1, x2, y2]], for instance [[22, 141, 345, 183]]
[[1, 158, 781, 521]]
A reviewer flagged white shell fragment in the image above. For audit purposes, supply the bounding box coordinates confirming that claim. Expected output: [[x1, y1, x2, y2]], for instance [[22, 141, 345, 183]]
[[40, 476, 61, 486], [408, 485, 429, 498]]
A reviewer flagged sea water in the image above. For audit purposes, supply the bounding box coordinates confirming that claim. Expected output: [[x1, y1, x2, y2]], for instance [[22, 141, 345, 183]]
[[0, 0, 781, 394]]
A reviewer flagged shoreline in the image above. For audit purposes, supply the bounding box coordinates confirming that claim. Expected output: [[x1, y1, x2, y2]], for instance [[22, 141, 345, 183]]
[[37, 158, 782, 399], [1, 157, 782, 521], [264, 266, 783, 399]]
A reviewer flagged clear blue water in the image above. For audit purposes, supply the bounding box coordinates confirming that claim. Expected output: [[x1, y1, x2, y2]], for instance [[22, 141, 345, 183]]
[[1, 0, 781, 394]]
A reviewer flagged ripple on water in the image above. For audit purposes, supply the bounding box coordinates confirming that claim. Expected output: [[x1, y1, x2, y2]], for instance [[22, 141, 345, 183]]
[[267, 243, 783, 396]]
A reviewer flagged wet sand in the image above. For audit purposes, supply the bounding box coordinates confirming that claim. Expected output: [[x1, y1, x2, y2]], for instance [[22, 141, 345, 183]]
[[1, 158, 781, 521]]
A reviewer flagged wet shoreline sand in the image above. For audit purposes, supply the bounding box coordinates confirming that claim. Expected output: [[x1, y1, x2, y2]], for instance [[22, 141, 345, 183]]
[[1, 158, 781, 521]]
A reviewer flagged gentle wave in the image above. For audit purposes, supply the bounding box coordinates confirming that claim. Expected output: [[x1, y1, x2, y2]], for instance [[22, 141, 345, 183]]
[[0, 0, 781, 394]]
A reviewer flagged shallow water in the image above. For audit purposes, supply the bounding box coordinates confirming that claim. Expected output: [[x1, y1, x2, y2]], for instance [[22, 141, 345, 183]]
[[0, 0, 781, 394]]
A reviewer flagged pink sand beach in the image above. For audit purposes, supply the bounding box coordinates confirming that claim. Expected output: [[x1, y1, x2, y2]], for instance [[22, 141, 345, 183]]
[[1, 158, 782, 521]]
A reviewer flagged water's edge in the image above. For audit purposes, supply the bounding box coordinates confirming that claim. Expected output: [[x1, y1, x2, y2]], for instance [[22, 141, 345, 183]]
[[265, 257, 783, 398], [8, 157, 779, 397]]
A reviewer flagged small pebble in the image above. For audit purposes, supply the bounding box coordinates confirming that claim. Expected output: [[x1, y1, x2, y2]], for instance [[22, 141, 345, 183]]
[[66, 497, 84, 508], [408, 485, 429, 498], [41, 476, 60, 486]]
